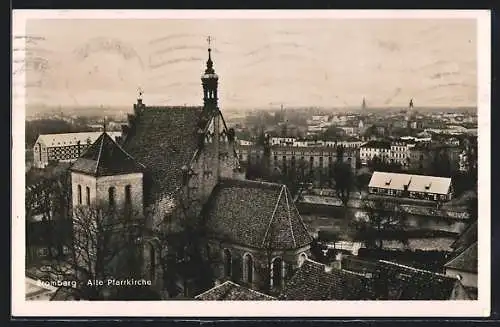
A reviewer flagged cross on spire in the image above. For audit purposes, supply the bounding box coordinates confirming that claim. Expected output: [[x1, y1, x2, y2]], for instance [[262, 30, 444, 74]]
[[204, 36, 215, 74], [137, 87, 144, 100]]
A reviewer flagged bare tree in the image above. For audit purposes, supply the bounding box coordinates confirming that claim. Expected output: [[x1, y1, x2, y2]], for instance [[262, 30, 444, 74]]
[[25, 173, 72, 259], [47, 205, 153, 300], [150, 187, 214, 299], [351, 198, 408, 250]]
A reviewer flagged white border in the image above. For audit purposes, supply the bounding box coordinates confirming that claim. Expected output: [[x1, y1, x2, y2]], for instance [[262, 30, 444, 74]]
[[12, 10, 491, 317]]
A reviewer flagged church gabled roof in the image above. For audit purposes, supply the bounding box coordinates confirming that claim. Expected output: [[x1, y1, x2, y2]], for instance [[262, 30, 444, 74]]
[[70, 132, 145, 177], [444, 241, 478, 273], [449, 220, 477, 253], [202, 179, 312, 250], [121, 106, 205, 200]]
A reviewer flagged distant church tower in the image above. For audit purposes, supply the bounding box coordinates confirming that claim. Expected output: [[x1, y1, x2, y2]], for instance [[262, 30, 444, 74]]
[[405, 98, 414, 121], [361, 97, 366, 111]]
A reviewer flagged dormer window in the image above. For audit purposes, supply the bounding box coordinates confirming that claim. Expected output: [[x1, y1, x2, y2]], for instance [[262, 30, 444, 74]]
[[425, 183, 431, 190], [385, 179, 391, 186]]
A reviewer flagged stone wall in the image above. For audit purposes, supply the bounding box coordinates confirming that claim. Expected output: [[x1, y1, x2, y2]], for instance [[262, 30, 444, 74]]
[[206, 239, 310, 295], [96, 173, 144, 215]]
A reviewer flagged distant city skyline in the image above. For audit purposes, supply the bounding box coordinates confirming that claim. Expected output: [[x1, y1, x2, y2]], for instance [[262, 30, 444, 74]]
[[18, 18, 477, 112]]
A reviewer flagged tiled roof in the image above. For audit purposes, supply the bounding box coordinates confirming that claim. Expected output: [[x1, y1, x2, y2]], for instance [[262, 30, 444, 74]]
[[341, 257, 460, 300], [444, 241, 478, 273], [203, 179, 312, 250], [36, 132, 121, 147], [121, 106, 204, 200], [368, 171, 452, 195], [195, 281, 276, 300], [378, 260, 458, 300], [450, 220, 477, 253], [25, 276, 57, 300], [282, 259, 374, 300], [70, 132, 145, 177]]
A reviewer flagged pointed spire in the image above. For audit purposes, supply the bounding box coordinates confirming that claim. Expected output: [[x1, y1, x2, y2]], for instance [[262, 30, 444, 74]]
[[201, 35, 219, 109], [409, 98, 414, 108], [205, 36, 215, 74]]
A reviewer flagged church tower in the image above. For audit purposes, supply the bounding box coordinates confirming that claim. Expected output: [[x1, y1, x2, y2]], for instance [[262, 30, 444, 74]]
[[201, 37, 222, 180], [201, 37, 219, 112], [69, 132, 158, 297]]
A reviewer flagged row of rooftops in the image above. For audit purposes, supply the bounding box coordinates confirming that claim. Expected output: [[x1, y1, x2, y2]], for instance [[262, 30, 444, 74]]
[[34, 132, 122, 148], [368, 171, 452, 195], [195, 257, 469, 301]]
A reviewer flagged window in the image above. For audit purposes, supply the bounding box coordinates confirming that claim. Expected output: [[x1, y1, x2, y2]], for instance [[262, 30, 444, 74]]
[[86, 187, 90, 205], [298, 253, 307, 267], [244, 253, 253, 284], [223, 249, 232, 278], [125, 185, 132, 206], [77, 185, 82, 205], [108, 187, 116, 208], [271, 257, 283, 289]]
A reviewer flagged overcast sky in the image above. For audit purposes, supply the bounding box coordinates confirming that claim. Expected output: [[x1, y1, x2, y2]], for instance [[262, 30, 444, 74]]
[[19, 18, 477, 109]]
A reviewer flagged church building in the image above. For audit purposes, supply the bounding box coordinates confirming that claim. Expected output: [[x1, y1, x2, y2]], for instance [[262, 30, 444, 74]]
[[69, 43, 312, 298]]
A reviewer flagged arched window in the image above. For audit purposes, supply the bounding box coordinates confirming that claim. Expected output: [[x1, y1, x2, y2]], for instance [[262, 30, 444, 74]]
[[271, 257, 283, 289], [77, 185, 82, 205], [244, 253, 253, 284], [108, 187, 116, 208], [86, 187, 90, 205], [223, 249, 232, 278], [298, 253, 308, 267], [125, 185, 132, 206]]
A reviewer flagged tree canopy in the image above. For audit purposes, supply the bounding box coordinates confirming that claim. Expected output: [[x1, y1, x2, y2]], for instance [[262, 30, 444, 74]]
[[351, 198, 408, 250]]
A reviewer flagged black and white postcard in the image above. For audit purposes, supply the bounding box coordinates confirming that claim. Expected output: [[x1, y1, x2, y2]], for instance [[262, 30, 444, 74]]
[[12, 10, 491, 317]]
